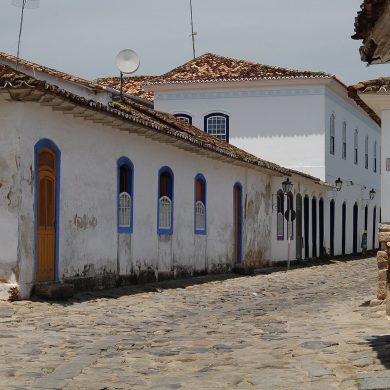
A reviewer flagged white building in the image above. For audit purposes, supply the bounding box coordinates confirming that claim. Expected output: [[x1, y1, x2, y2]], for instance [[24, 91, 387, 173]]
[[0, 56, 330, 300], [116, 53, 380, 259]]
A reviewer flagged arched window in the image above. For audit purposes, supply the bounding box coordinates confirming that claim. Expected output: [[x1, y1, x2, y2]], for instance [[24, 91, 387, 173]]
[[342, 121, 347, 160], [287, 192, 293, 240], [365, 135, 369, 169], [194, 174, 206, 234], [277, 190, 284, 240], [330, 114, 335, 155], [158, 166, 174, 234], [173, 113, 192, 125], [354, 129, 359, 165], [117, 157, 134, 233], [204, 113, 229, 143]]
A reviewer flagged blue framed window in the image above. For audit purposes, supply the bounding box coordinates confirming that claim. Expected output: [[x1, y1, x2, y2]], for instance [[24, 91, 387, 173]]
[[158, 166, 174, 235], [174, 113, 192, 125], [194, 174, 206, 234], [117, 157, 134, 233], [204, 113, 229, 142]]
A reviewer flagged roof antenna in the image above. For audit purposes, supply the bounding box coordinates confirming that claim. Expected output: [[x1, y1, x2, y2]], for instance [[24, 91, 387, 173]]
[[189, 0, 197, 59], [115, 49, 140, 100], [12, 0, 40, 70]]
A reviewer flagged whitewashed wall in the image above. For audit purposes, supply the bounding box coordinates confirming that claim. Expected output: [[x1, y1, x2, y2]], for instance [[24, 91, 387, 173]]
[[381, 110, 390, 223], [0, 98, 278, 298], [153, 79, 381, 257]]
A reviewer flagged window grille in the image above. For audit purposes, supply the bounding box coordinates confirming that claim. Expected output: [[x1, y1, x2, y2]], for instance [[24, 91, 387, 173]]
[[195, 201, 206, 231], [119, 192, 131, 228], [207, 115, 227, 141], [342, 122, 347, 160], [330, 114, 335, 155], [159, 196, 172, 230], [174, 114, 192, 124]]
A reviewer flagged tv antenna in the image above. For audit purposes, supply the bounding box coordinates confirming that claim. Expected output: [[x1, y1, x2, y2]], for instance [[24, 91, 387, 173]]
[[12, 0, 40, 70], [189, 0, 197, 59], [115, 49, 140, 100]]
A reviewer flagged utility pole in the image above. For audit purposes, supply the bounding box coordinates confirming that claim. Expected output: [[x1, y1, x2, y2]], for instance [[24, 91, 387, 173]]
[[189, 0, 196, 59]]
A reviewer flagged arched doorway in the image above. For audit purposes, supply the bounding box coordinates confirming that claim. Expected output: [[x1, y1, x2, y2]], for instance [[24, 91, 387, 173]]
[[234, 183, 243, 264], [372, 206, 377, 250], [312, 197, 317, 257], [319, 198, 324, 256], [304, 196, 309, 258], [296, 194, 303, 259], [353, 202, 358, 253], [342, 202, 346, 255], [35, 140, 61, 282], [330, 200, 335, 256]]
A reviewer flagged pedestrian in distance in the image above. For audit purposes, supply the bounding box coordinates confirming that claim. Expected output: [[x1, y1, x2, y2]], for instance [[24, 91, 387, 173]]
[[361, 230, 368, 256]]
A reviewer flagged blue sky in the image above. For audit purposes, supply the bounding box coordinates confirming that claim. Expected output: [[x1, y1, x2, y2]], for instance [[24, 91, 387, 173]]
[[0, 0, 388, 84]]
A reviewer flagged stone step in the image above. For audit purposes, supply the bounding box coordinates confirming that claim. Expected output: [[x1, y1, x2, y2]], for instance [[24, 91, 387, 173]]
[[33, 282, 74, 300]]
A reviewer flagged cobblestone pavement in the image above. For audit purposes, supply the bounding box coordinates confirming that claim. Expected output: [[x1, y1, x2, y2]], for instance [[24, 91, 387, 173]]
[[1, 257, 390, 389]]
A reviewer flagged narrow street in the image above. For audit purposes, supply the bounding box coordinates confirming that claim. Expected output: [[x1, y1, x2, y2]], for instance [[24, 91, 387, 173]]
[[1, 257, 389, 389]]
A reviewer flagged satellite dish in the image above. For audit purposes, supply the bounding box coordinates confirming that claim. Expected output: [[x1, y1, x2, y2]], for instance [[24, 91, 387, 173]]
[[116, 49, 140, 75]]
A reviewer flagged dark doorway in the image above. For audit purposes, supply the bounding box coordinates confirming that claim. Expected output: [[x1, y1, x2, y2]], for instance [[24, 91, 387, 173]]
[[234, 183, 243, 264], [296, 194, 303, 260], [353, 203, 358, 253], [304, 196, 309, 258], [312, 197, 317, 257], [342, 202, 346, 255], [373, 206, 377, 250], [319, 198, 324, 256], [364, 205, 368, 231], [330, 200, 335, 256]]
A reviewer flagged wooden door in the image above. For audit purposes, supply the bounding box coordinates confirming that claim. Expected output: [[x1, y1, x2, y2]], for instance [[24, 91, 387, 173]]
[[296, 194, 302, 259], [234, 185, 242, 263], [36, 148, 56, 281]]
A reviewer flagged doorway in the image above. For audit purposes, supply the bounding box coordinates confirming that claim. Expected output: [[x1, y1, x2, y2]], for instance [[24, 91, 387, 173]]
[[330, 200, 335, 256], [35, 142, 60, 282], [319, 198, 324, 256], [304, 196, 309, 258], [312, 197, 317, 257], [353, 202, 358, 253], [342, 202, 346, 255], [234, 183, 243, 264], [372, 206, 377, 250], [296, 194, 302, 259]]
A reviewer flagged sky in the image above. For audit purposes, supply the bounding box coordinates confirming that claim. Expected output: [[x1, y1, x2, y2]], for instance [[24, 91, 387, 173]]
[[0, 0, 388, 85]]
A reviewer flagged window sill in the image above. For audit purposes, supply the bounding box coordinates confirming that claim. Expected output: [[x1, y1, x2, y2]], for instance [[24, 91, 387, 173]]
[[194, 230, 207, 235]]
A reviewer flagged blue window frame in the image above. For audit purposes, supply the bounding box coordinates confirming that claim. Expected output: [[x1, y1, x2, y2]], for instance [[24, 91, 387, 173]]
[[204, 113, 229, 143], [194, 174, 207, 235], [174, 113, 192, 125], [117, 157, 134, 233], [157, 166, 174, 235]]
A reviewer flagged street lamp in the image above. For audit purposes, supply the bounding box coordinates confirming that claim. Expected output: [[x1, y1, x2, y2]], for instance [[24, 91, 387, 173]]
[[335, 177, 343, 191], [282, 178, 293, 194], [369, 188, 376, 200]]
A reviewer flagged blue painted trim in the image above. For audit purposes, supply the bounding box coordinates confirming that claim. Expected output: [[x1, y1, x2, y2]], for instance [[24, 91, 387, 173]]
[[194, 173, 207, 235], [157, 166, 174, 235], [34, 139, 61, 281], [117, 157, 134, 234], [155, 88, 324, 101], [173, 113, 192, 125], [204, 113, 230, 143], [234, 182, 243, 264]]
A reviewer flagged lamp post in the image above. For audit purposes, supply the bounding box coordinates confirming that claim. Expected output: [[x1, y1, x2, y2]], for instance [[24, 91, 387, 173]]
[[281, 177, 293, 270]]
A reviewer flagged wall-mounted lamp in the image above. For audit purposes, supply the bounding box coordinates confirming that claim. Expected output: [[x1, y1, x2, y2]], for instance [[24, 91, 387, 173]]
[[369, 188, 376, 200], [335, 177, 343, 191], [282, 178, 293, 194]]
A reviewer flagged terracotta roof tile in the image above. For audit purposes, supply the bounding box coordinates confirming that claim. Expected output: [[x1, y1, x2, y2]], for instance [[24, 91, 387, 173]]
[[95, 75, 156, 101], [352, 77, 390, 94], [147, 53, 332, 85]]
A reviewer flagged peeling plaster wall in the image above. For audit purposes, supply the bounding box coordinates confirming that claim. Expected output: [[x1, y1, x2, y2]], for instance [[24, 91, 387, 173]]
[[0, 99, 276, 297]]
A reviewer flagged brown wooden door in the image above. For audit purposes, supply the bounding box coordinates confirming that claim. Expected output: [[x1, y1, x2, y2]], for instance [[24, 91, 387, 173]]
[[36, 148, 56, 281]]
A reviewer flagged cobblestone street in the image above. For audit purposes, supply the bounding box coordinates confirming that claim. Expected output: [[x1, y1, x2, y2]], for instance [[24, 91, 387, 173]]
[[1, 257, 390, 389]]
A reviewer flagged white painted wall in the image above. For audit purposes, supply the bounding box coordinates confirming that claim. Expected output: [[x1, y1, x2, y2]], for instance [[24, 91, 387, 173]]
[[381, 110, 390, 223], [153, 79, 381, 257]]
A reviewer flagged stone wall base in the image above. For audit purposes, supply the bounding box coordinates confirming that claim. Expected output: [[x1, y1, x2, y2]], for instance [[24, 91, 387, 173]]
[[377, 224, 390, 300]]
